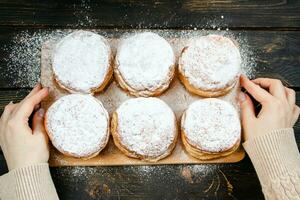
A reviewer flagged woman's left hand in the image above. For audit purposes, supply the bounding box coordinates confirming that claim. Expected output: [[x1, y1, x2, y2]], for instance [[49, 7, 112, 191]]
[[0, 84, 49, 170]]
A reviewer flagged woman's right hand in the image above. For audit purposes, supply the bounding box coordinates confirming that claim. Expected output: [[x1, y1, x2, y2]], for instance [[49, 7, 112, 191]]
[[239, 75, 300, 141]]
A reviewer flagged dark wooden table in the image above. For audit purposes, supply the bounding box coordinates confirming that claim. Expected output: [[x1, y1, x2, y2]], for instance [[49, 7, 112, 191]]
[[0, 1, 299, 199]]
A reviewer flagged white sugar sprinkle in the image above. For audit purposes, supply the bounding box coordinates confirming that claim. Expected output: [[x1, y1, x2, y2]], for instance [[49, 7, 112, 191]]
[[3, 30, 70, 87]]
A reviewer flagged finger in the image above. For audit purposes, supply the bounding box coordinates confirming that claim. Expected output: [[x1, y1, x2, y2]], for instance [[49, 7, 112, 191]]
[[252, 78, 286, 100], [1, 101, 16, 121], [32, 108, 49, 143], [16, 88, 49, 120], [239, 92, 256, 126], [24, 83, 42, 100], [285, 87, 296, 106], [34, 104, 41, 112], [240, 75, 273, 104]]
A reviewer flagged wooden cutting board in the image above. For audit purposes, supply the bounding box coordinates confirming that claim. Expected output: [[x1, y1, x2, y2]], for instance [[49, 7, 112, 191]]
[[41, 30, 245, 166]]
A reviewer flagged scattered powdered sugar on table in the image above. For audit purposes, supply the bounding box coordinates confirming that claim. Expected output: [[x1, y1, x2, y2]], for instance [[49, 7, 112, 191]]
[[182, 98, 241, 152], [45, 94, 109, 157], [223, 31, 257, 79], [53, 30, 111, 93], [116, 97, 176, 157], [3, 30, 71, 87], [53, 166, 98, 181], [179, 34, 241, 90], [72, 0, 96, 27], [116, 32, 175, 92]]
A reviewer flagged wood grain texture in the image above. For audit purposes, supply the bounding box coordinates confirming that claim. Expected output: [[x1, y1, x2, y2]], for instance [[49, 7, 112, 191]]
[[0, 0, 299, 28], [0, 28, 300, 88], [0, 154, 263, 199], [0, 1, 299, 198]]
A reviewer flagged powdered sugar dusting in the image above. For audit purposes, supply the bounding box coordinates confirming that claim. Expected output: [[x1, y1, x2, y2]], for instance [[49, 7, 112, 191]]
[[116, 97, 176, 157], [116, 32, 175, 92], [45, 94, 109, 157], [182, 98, 241, 152], [3, 30, 70, 87], [72, 0, 96, 27], [3, 29, 256, 88], [53, 30, 111, 93], [179, 34, 241, 90], [39, 29, 249, 166]]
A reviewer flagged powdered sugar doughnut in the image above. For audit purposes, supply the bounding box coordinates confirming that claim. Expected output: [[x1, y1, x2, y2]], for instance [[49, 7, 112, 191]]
[[45, 94, 109, 158], [179, 34, 241, 97], [181, 98, 241, 160], [111, 97, 177, 162], [114, 32, 175, 97], [52, 30, 113, 94]]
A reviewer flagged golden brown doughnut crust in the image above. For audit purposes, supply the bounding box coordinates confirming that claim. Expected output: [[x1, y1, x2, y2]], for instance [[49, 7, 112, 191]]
[[113, 62, 176, 97], [181, 129, 240, 160], [178, 68, 236, 97], [180, 112, 240, 160], [110, 112, 178, 162]]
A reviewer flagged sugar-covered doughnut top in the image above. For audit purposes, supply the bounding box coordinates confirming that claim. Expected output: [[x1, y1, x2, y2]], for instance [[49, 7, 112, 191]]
[[179, 34, 241, 90], [116, 32, 175, 93], [45, 94, 109, 157], [182, 98, 241, 152], [116, 97, 176, 157], [53, 30, 111, 93]]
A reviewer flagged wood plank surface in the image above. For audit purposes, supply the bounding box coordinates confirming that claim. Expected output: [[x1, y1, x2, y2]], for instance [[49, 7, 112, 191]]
[[0, 1, 299, 199], [0, 153, 263, 199], [0, 28, 300, 88], [0, 0, 299, 29]]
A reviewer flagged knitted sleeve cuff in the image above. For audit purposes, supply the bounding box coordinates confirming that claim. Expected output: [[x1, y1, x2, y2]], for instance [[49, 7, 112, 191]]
[[243, 128, 300, 184], [0, 163, 59, 200]]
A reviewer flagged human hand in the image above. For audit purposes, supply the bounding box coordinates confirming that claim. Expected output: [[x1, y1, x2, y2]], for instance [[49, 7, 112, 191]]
[[239, 75, 300, 141], [0, 84, 49, 170]]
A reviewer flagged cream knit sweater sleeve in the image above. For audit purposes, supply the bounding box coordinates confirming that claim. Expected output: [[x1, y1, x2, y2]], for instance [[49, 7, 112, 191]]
[[0, 163, 59, 200], [243, 128, 300, 200]]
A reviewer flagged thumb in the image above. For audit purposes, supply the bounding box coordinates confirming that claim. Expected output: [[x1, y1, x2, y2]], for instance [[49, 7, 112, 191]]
[[32, 108, 49, 143], [239, 92, 256, 129]]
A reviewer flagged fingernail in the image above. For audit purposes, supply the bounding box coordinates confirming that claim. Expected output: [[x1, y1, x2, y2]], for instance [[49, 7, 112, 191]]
[[239, 92, 246, 103], [34, 82, 41, 88], [38, 108, 45, 117], [34, 104, 41, 111], [9, 101, 13, 104]]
